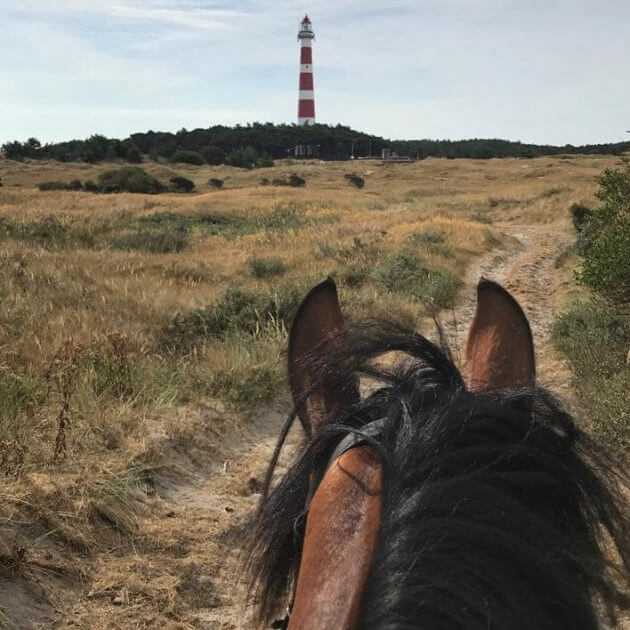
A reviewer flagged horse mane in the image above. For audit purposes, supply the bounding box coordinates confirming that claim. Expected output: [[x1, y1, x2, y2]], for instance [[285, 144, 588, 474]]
[[246, 322, 629, 629]]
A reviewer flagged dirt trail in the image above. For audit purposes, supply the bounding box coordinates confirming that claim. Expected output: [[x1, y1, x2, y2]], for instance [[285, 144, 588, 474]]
[[443, 220, 576, 399], [154, 220, 577, 629]]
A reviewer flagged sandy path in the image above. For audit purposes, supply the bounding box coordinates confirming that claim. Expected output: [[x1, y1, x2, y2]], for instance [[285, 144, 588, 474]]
[[153, 220, 577, 629]]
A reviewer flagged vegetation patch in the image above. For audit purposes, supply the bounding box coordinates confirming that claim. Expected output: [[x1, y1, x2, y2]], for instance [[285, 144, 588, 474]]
[[271, 174, 306, 187], [552, 301, 629, 448], [109, 227, 189, 254], [374, 249, 461, 308], [345, 173, 365, 189], [0, 216, 96, 249], [161, 283, 306, 354], [552, 165, 630, 449], [247, 257, 287, 278], [169, 176, 195, 193], [98, 167, 166, 194], [407, 229, 453, 257]]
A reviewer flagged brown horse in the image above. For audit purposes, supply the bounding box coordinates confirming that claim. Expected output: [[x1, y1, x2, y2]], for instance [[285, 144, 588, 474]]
[[247, 278, 629, 629]]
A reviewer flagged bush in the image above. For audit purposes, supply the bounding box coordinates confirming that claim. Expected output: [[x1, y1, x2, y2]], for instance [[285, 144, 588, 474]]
[[345, 173, 365, 189], [38, 181, 70, 191], [289, 174, 306, 187], [170, 176, 195, 193], [171, 150, 204, 166], [84, 180, 100, 193], [270, 174, 306, 187], [576, 168, 630, 303], [259, 177, 270, 186], [570, 202, 592, 233], [552, 301, 629, 448], [98, 167, 166, 194], [68, 179, 84, 191], [209, 178, 224, 189], [247, 257, 287, 278]]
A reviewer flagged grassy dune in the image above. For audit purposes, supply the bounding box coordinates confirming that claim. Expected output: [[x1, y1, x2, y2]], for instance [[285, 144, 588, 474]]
[[0, 153, 622, 626]]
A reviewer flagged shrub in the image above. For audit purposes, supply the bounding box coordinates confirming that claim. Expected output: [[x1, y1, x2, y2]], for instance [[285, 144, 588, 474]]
[[289, 174, 306, 187], [84, 180, 100, 193], [171, 150, 204, 166], [109, 227, 189, 253], [170, 176, 196, 193], [576, 168, 630, 303], [552, 301, 629, 448], [38, 181, 70, 191], [209, 178, 224, 189], [345, 173, 365, 189], [68, 179, 84, 191], [247, 257, 287, 278], [259, 177, 270, 186], [570, 202, 592, 232], [98, 167, 166, 194]]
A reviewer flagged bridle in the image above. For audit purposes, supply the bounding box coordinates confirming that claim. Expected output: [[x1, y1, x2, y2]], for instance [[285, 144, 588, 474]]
[[271, 418, 386, 629]]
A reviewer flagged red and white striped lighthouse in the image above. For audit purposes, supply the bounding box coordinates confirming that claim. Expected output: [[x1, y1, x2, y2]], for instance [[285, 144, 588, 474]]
[[297, 15, 315, 126]]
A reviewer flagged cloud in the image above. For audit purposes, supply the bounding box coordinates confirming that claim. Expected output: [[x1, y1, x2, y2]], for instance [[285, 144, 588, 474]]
[[2, 0, 629, 144]]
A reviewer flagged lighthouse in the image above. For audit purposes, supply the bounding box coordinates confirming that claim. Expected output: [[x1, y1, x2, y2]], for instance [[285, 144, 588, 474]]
[[297, 15, 315, 126]]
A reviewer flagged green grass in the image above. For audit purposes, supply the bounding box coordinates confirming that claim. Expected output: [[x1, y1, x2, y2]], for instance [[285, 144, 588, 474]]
[[0, 216, 96, 249], [552, 300, 629, 449], [109, 227, 189, 253], [139, 202, 337, 238], [247, 257, 287, 278], [374, 248, 461, 308], [160, 282, 307, 354]]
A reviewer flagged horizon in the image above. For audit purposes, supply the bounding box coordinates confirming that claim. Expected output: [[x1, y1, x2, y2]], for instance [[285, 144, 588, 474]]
[[2, 1, 629, 147]]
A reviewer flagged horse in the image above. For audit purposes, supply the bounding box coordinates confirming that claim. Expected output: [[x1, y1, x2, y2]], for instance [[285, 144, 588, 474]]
[[246, 278, 629, 629]]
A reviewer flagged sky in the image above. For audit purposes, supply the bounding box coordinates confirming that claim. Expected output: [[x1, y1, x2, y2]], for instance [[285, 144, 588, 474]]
[[1, 0, 629, 145]]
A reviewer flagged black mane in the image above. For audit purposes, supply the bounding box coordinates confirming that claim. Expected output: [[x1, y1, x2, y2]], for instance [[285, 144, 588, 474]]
[[246, 322, 629, 629]]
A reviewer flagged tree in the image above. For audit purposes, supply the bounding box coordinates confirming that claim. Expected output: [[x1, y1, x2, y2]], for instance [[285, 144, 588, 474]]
[[201, 145, 226, 165], [2, 141, 26, 161], [171, 150, 204, 165], [126, 145, 143, 163]]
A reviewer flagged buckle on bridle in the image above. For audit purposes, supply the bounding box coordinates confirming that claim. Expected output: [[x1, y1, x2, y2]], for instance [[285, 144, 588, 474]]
[[271, 607, 290, 629]]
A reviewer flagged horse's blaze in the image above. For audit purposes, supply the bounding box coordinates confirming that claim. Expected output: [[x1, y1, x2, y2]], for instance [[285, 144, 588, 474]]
[[289, 445, 382, 630]]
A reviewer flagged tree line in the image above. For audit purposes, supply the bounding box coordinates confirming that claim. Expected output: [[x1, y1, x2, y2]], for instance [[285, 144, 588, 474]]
[[3, 123, 629, 166]]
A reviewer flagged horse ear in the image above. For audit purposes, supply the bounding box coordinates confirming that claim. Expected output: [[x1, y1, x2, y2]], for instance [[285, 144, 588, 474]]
[[288, 278, 359, 437], [466, 279, 535, 392]]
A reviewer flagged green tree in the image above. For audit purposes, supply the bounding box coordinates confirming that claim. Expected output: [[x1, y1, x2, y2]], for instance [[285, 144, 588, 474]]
[[201, 145, 226, 165]]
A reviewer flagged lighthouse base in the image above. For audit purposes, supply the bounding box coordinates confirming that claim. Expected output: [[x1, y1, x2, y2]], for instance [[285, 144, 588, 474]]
[[298, 117, 315, 126]]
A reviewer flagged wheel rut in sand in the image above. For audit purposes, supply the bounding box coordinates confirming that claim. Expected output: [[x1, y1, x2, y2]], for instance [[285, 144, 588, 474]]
[[138, 221, 577, 629]]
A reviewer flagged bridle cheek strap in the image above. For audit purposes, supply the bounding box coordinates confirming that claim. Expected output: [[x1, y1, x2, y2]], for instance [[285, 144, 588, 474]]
[[285, 444, 383, 630]]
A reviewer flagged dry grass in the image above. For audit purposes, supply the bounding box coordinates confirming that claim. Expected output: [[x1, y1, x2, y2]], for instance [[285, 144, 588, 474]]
[[0, 153, 622, 627]]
